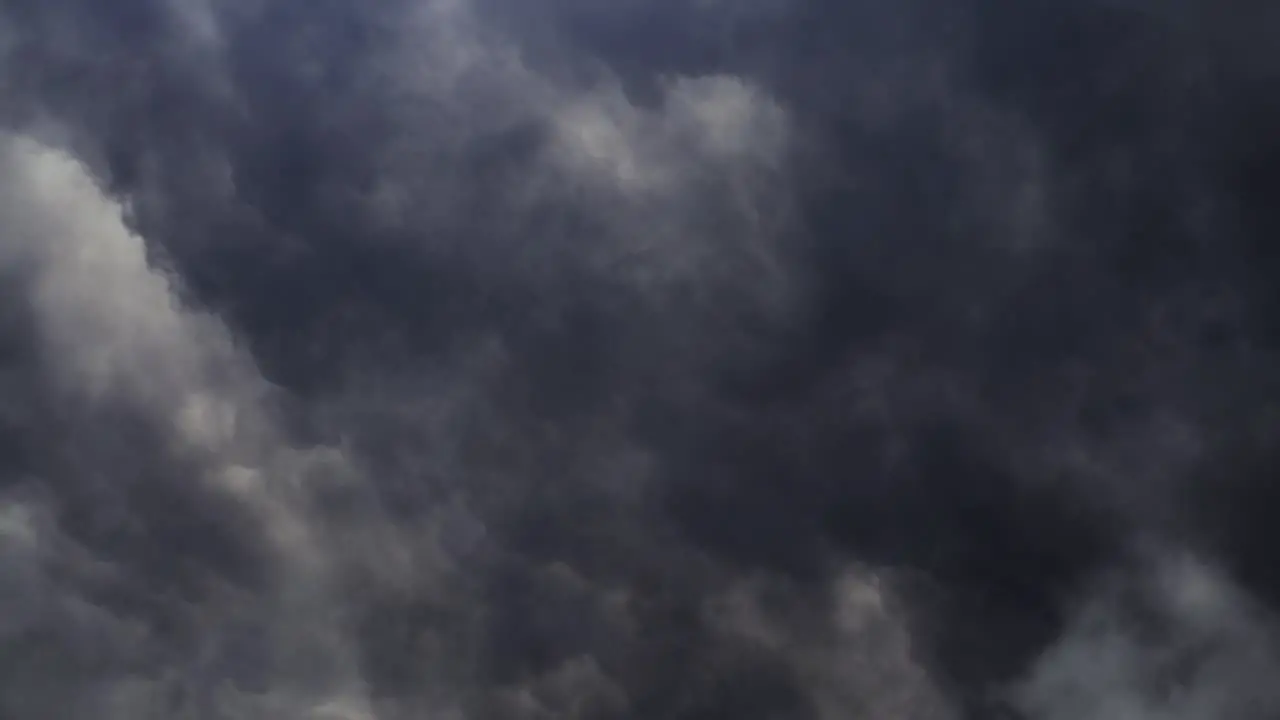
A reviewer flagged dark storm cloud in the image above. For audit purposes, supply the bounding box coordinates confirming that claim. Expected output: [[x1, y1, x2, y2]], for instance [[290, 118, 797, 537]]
[[2, 0, 1280, 718]]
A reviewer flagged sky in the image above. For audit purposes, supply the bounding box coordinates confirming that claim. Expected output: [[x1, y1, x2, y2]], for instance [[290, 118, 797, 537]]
[[1, 0, 1280, 718]]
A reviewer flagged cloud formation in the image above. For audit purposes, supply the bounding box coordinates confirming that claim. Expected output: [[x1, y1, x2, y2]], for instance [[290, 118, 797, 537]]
[[2, 0, 1280, 718], [1014, 551, 1280, 720]]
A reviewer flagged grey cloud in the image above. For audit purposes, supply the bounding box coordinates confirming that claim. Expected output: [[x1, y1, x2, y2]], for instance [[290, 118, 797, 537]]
[[0, 133, 367, 718], [3, 0, 1280, 719], [707, 567, 956, 720], [1013, 551, 1280, 720]]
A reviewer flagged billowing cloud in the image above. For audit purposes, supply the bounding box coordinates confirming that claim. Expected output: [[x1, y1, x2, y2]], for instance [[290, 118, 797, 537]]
[[1014, 551, 1280, 720], [2, 0, 1280, 718]]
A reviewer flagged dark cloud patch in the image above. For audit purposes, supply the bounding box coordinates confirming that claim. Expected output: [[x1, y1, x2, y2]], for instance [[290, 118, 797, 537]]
[[2, 0, 1280, 718]]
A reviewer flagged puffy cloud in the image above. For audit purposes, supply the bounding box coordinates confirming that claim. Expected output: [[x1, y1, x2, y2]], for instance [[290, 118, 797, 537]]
[[0, 132, 374, 718], [708, 567, 956, 720], [1014, 551, 1280, 720], [3, 0, 1280, 718]]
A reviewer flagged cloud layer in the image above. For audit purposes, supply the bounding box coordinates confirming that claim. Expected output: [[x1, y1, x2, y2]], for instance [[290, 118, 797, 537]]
[[2, 0, 1280, 718]]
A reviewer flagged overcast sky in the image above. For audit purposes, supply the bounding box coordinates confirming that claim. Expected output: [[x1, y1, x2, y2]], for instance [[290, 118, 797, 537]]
[[2, 1, 1280, 718]]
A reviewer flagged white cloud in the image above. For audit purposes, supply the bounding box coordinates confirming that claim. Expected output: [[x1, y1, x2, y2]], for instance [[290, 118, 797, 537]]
[[0, 136, 262, 451], [0, 133, 383, 719]]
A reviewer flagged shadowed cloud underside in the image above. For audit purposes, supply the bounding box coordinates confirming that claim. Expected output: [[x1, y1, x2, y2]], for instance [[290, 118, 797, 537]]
[[1, 0, 1280, 718]]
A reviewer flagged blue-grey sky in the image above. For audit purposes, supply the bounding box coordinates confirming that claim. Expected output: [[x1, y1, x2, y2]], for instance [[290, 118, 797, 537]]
[[1, 1, 1280, 718]]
